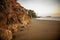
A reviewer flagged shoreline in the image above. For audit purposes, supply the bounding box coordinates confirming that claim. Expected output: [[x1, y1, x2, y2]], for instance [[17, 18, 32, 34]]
[[33, 18, 60, 21]]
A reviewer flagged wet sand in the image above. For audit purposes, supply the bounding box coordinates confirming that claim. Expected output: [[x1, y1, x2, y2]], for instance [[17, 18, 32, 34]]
[[14, 19, 60, 40]]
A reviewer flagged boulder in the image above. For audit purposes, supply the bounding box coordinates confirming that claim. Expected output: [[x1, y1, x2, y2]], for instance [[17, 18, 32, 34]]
[[0, 28, 12, 40]]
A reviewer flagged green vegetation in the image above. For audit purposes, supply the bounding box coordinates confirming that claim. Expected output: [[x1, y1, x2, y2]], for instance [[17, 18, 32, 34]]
[[28, 10, 37, 18]]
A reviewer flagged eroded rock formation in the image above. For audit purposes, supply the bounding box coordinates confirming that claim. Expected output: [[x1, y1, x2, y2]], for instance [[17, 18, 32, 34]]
[[0, 0, 32, 40], [0, 28, 12, 40]]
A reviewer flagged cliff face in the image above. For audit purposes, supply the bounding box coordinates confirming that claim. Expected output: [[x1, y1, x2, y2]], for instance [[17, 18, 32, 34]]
[[0, 0, 32, 40], [0, 0, 32, 32]]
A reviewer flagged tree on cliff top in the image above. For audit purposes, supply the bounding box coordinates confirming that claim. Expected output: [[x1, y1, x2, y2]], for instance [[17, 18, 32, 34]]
[[28, 10, 37, 18]]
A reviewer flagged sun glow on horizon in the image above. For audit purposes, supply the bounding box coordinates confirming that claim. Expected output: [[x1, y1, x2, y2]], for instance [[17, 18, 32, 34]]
[[33, 6, 57, 16]]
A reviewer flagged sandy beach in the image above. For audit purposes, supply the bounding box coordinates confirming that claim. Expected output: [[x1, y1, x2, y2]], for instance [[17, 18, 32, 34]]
[[14, 18, 60, 40]]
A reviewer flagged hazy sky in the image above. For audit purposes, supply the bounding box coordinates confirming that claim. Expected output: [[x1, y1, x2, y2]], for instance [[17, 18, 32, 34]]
[[17, 0, 59, 16]]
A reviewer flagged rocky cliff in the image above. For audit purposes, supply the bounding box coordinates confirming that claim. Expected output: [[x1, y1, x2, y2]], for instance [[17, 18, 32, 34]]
[[0, 0, 32, 40]]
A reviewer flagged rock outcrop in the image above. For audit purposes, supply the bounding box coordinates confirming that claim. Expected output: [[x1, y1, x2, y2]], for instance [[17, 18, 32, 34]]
[[0, 28, 12, 40], [0, 0, 32, 40]]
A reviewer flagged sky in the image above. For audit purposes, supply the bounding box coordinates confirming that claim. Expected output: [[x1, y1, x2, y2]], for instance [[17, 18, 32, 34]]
[[17, 0, 60, 16]]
